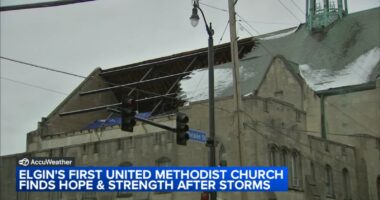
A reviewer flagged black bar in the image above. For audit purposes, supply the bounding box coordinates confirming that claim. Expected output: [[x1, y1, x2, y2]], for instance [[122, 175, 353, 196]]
[[59, 103, 122, 116], [107, 108, 121, 114], [151, 56, 198, 115], [0, 0, 95, 12], [80, 71, 191, 96], [136, 93, 177, 102], [107, 108, 176, 132], [135, 117, 176, 133], [59, 93, 179, 116], [100, 39, 255, 76]]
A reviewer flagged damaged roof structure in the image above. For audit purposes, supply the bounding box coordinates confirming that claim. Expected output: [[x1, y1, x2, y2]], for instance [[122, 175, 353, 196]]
[[36, 7, 379, 136]]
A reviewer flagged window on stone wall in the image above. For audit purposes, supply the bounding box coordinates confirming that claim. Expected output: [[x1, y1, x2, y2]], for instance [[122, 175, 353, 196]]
[[154, 133, 161, 145], [82, 192, 96, 200], [264, 100, 269, 113], [156, 157, 172, 195], [325, 164, 334, 197], [156, 157, 171, 167], [377, 176, 380, 200], [59, 147, 64, 156], [49, 192, 61, 200], [296, 111, 301, 122], [280, 148, 288, 166], [167, 132, 174, 143], [117, 161, 133, 198], [291, 151, 302, 188], [126, 137, 134, 149], [117, 139, 122, 151], [280, 147, 291, 188], [342, 168, 351, 200], [93, 142, 99, 154], [269, 145, 278, 166], [219, 144, 227, 166], [310, 161, 316, 181]]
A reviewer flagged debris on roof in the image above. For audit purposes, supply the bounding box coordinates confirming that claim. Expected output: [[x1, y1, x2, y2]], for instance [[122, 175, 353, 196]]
[[178, 60, 257, 102], [258, 27, 298, 41]]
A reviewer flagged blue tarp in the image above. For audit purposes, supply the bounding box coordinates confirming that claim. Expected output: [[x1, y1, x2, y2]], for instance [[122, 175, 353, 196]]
[[84, 112, 151, 129]]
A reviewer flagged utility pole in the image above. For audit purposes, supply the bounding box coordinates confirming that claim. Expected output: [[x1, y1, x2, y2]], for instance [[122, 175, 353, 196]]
[[228, 0, 244, 166], [227, 1, 247, 200]]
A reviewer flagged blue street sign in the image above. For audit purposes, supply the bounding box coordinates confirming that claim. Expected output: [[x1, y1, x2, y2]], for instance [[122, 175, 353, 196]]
[[188, 129, 207, 143]]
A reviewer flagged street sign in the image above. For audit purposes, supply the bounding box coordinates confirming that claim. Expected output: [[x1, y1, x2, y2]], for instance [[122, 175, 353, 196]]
[[188, 129, 207, 143]]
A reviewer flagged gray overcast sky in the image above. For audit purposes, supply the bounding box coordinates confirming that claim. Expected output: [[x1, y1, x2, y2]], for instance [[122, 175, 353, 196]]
[[1, 0, 379, 156]]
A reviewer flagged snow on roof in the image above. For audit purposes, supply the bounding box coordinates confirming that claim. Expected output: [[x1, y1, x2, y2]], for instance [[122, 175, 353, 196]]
[[299, 47, 380, 91], [258, 27, 298, 41], [179, 65, 256, 102]]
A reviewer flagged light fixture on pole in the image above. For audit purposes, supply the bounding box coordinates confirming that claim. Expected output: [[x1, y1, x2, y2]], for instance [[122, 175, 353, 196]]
[[189, 1, 216, 200], [190, 6, 200, 27]]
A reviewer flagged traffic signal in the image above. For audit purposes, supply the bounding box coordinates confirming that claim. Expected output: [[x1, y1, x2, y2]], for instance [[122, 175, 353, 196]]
[[176, 112, 189, 145], [121, 98, 136, 132]]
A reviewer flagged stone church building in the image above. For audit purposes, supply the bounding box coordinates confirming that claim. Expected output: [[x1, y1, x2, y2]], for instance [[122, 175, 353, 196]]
[[1, 1, 379, 200]]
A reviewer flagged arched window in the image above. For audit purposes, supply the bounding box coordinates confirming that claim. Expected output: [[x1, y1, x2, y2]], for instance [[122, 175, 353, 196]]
[[291, 151, 302, 188], [155, 157, 172, 195], [310, 161, 316, 181], [325, 165, 334, 197], [342, 168, 351, 200], [156, 157, 171, 167], [117, 161, 133, 198], [219, 144, 227, 166], [280, 148, 288, 166], [269, 145, 278, 166]]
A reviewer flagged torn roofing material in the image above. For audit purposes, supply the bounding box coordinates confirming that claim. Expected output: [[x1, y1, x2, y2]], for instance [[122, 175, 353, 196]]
[[179, 7, 380, 101], [246, 7, 380, 91]]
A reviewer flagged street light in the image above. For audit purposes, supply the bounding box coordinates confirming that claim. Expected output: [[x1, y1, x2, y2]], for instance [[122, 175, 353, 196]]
[[189, 2, 216, 200]]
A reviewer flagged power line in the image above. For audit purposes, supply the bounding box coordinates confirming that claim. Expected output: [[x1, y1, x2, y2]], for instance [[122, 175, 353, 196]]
[[242, 20, 296, 25], [236, 15, 279, 58], [199, 2, 228, 12], [242, 110, 376, 139], [276, 0, 303, 23], [1, 76, 68, 96], [0, 56, 86, 78], [218, 20, 230, 45], [325, 102, 377, 136], [244, 122, 356, 173], [238, 22, 255, 36], [199, 1, 297, 26], [290, 0, 306, 15]]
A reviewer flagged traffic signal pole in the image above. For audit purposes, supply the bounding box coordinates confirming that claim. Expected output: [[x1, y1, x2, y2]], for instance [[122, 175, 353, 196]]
[[108, 108, 176, 133], [207, 23, 217, 200], [135, 117, 176, 133]]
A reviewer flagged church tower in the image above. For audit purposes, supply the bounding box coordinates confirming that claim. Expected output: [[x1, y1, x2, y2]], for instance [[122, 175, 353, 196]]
[[306, 0, 348, 31]]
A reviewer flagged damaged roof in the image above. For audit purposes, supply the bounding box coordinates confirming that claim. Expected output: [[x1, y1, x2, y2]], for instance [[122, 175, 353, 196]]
[[55, 7, 379, 133], [179, 7, 380, 102]]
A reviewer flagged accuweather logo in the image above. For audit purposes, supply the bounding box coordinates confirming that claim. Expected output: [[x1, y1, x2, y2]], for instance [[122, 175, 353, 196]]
[[17, 157, 75, 166], [18, 158, 30, 166]]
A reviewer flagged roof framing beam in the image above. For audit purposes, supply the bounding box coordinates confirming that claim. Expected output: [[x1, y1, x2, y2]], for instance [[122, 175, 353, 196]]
[[80, 71, 191, 96], [151, 56, 198, 115], [59, 93, 178, 116], [127, 67, 154, 97], [100, 39, 255, 76]]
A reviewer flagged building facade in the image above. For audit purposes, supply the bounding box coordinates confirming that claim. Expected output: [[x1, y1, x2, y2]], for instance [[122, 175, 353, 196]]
[[1, 2, 380, 200]]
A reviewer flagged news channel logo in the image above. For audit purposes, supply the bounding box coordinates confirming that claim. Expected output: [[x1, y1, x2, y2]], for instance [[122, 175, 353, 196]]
[[18, 158, 30, 166], [17, 157, 75, 166]]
